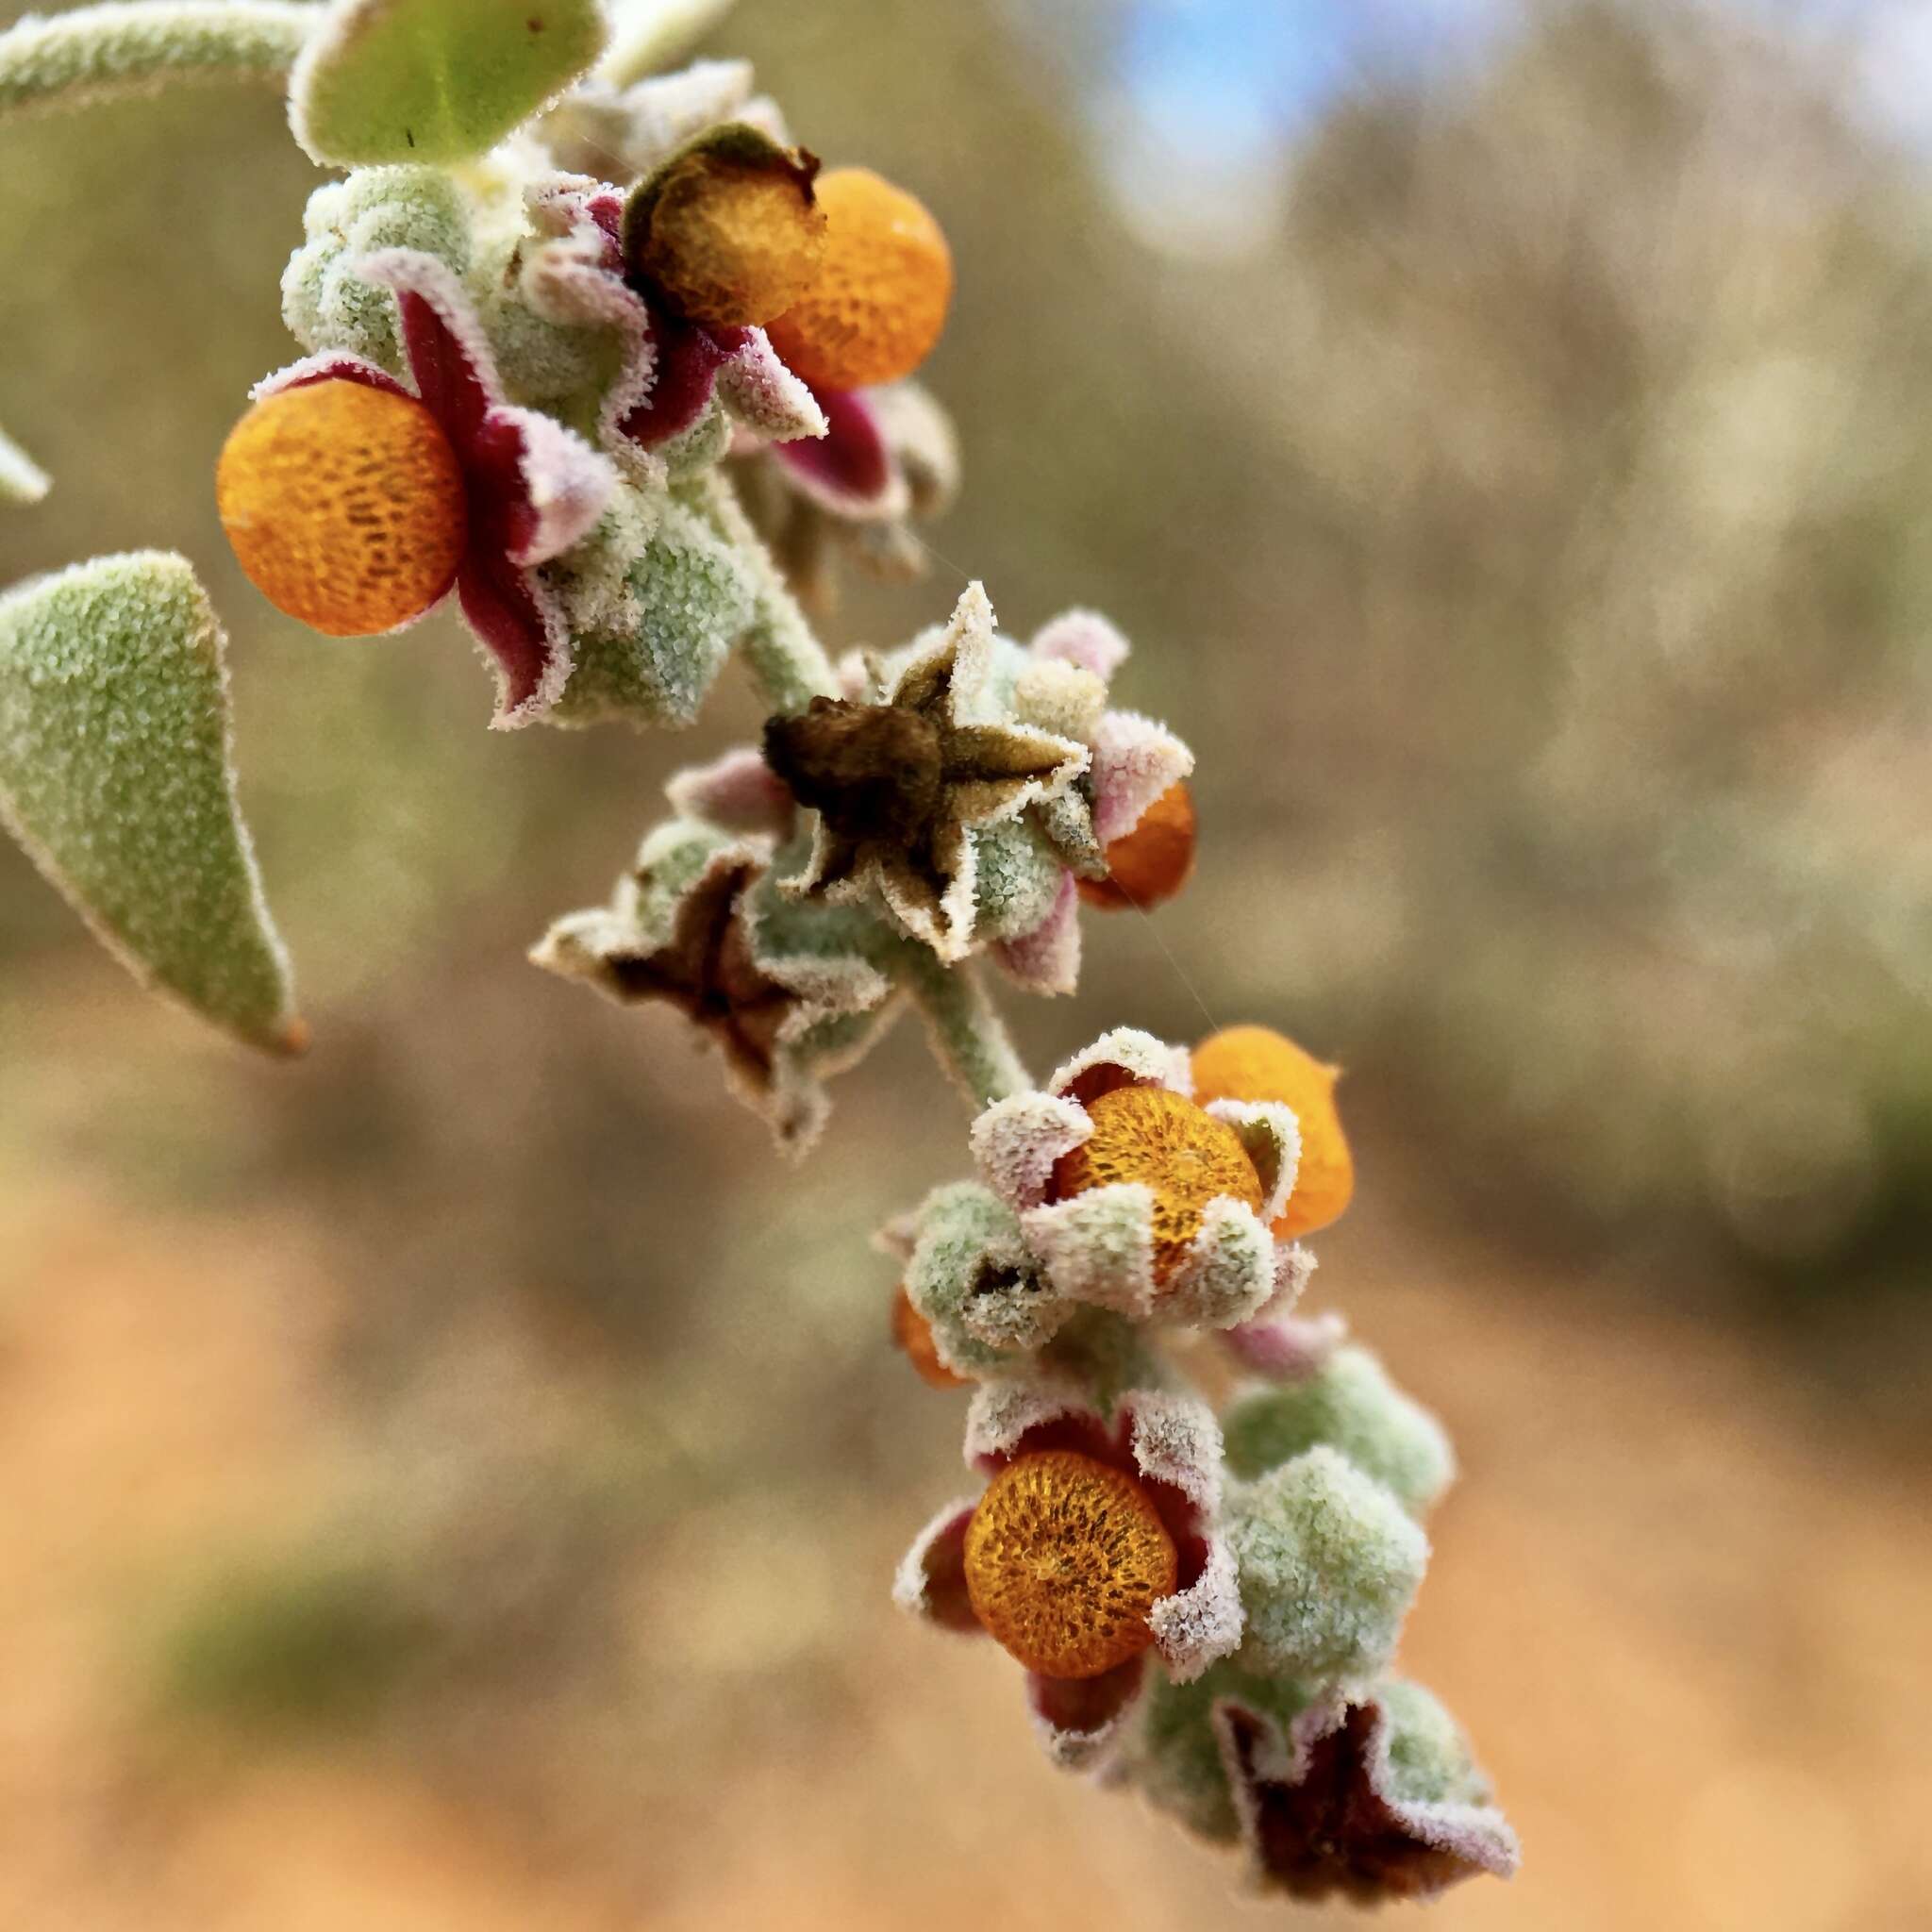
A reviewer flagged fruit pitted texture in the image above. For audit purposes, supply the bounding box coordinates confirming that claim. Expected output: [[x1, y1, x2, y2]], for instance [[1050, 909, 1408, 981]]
[[635, 153, 825, 327], [1052, 1085, 1264, 1280], [964, 1449, 1178, 1678], [1079, 780, 1197, 910], [1191, 1025, 1354, 1238], [217, 382, 466, 638], [892, 1284, 965, 1390], [766, 168, 953, 391]]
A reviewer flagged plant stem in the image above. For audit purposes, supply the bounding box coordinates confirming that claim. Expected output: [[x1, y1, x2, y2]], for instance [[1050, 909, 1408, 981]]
[[903, 951, 1031, 1109], [0, 3, 315, 123], [0, 425, 49, 505], [690, 470, 839, 715]]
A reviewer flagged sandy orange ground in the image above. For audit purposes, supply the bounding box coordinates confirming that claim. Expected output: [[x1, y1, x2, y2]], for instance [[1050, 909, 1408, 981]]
[[2, 1158, 1928, 1932]]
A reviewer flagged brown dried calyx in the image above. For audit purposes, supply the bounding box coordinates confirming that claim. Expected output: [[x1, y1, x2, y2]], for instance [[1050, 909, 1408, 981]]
[[622, 123, 825, 329], [763, 696, 944, 846]]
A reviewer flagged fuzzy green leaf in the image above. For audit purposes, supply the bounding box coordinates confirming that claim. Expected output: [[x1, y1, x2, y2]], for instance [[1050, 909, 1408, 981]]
[[1223, 1347, 1456, 1518], [290, 0, 608, 166], [0, 554, 300, 1054], [0, 425, 50, 505], [0, 3, 315, 122], [1228, 1447, 1427, 1684]]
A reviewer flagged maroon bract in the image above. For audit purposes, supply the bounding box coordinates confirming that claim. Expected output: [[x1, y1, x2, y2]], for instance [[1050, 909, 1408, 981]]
[[1213, 1691, 1522, 1902], [765, 381, 903, 517]]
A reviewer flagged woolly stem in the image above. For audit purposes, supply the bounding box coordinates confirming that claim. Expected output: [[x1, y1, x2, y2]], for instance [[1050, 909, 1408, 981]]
[[0, 425, 50, 505], [597, 0, 737, 92], [690, 470, 840, 715], [903, 952, 1031, 1109], [0, 3, 315, 122]]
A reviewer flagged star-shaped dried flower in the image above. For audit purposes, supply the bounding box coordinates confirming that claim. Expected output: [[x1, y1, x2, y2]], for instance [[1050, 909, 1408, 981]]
[[762, 582, 1088, 961]]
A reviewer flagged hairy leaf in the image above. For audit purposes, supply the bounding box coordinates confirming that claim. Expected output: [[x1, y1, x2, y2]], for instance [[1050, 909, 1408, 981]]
[[290, 0, 607, 166], [0, 2, 314, 121], [0, 554, 300, 1053]]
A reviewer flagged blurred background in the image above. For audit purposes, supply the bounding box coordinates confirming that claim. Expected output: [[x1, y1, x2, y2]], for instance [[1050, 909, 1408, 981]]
[[3, 0, 1930, 1925]]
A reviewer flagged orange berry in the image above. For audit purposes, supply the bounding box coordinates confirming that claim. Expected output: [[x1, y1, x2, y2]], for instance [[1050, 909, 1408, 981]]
[[765, 167, 953, 391], [1078, 780, 1196, 910], [1051, 1085, 1263, 1281], [1191, 1025, 1355, 1238], [963, 1449, 1177, 1679], [891, 1283, 964, 1390], [629, 139, 825, 328], [217, 381, 466, 638]]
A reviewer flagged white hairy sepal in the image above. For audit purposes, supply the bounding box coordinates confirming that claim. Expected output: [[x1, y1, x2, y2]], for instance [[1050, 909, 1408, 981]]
[[1226, 1447, 1427, 1687], [1128, 1389, 1242, 1679], [1150, 1541, 1244, 1686], [714, 334, 824, 443], [1047, 1025, 1193, 1101], [1090, 708, 1195, 844], [970, 1091, 1091, 1211], [1022, 1185, 1161, 1319], [1031, 607, 1131, 683], [1221, 1345, 1456, 1520], [891, 1495, 977, 1624], [991, 871, 1081, 996], [1021, 1179, 1278, 1331], [1160, 1195, 1280, 1329], [1128, 1663, 1307, 1844], [1360, 1678, 1518, 1853], [282, 168, 474, 375], [1204, 1099, 1301, 1227]]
